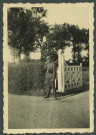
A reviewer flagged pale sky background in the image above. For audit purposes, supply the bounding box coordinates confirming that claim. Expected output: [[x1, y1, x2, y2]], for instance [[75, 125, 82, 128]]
[[7, 6, 89, 62], [45, 6, 89, 29]]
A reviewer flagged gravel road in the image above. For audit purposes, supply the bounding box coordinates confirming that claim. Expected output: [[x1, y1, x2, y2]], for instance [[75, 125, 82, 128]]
[[8, 91, 89, 129]]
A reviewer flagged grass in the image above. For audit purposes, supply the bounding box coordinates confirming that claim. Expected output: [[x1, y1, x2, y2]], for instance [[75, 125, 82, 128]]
[[82, 71, 89, 86]]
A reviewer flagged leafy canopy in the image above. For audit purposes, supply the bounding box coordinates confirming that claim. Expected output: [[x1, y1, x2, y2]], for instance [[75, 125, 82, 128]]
[[8, 7, 47, 56]]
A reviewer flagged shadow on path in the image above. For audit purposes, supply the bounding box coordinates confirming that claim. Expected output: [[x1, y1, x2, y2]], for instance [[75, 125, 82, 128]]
[[56, 85, 89, 100]]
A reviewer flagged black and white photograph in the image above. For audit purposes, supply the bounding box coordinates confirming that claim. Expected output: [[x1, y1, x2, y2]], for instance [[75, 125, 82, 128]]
[[3, 3, 94, 133]]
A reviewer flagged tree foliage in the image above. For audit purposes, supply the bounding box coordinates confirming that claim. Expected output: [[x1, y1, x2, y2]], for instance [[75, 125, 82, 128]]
[[8, 7, 47, 57], [42, 23, 72, 61], [41, 23, 89, 63], [8, 8, 89, 64], [68, 25, 89, 64]]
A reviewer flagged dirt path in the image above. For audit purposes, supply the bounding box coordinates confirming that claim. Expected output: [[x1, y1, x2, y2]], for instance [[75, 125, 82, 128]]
[[8, 91, 89, 129]]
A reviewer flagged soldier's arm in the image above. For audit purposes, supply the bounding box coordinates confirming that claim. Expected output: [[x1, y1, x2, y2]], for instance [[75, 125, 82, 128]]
[[43, 64, 47, 73]]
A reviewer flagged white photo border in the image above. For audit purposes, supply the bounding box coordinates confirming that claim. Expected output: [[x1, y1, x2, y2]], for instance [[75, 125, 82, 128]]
[[3, 3, 94, 134]]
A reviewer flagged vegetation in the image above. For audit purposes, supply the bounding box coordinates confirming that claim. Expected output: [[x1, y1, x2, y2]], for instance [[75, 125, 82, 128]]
[[8, 8, 89, 95], [8, 7, 89, 65], [68, 25, 89, 64], [8, 7, 48, 63], [8, 61, 89, 95], [42, 24, 89, 64], [8, 60, 45, 94]]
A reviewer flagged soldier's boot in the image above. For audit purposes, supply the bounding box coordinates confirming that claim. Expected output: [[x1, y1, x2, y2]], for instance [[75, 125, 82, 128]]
[[53, 88, 57, 100], [44, 88, 50, 98], [44, 95, 50, 98]]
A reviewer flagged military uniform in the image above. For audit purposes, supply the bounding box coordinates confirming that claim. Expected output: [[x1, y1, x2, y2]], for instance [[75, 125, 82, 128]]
[[44, 61, 57, 98]]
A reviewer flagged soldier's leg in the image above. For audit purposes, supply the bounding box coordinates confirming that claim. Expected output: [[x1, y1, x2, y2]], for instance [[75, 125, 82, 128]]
[[43, 80, 46, 96], [50, 79, 57, 99], [44, 78, 51, 98]]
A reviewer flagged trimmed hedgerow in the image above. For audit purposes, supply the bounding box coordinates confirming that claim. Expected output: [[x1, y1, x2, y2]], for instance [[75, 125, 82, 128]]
[[8, 60, 45, 95]]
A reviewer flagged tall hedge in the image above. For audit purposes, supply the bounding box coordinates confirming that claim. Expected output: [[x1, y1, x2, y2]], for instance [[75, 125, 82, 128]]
[[8, 60, 45, 94]]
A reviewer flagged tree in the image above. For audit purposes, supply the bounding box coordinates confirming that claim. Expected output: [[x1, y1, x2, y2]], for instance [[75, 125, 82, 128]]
[[42, 23, 72, 61], [8, 7, 47, 63], [82, 29, 89, 65], [68, 25, 89, 64], [9, 47, 19, 63], [33, 21, 49, 60]]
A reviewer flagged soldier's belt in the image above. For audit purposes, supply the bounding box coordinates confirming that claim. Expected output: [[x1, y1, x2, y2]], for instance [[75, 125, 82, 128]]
[[47, 70, 53, 73]]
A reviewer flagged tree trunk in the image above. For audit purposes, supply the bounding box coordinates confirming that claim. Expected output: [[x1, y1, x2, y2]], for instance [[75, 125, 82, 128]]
[[41, 50, 45, 61], [13, 55, 15, 64], [24, 52, 31, 62], [72, 42, 77, 64], [73, 49, 76, 64], [16, 53, 21, 65], [24, 54, 29, 59]]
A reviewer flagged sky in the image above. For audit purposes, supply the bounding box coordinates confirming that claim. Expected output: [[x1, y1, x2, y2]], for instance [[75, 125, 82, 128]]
[[7, 5, 89, 62], [45, 6, 89, 29]]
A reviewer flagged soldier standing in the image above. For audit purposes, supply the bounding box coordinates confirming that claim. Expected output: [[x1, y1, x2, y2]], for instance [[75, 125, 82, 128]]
[[44, 56, 57, 99]]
